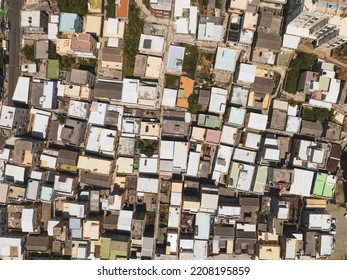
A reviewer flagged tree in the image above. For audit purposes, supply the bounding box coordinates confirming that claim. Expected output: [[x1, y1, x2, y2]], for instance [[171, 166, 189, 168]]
[[58, 0, 88, 15], [138, 140, 157, 158], [188, 93, 201, 114], [48, 42, 59, 59], [303, 107, 334, 122], [105, 0, 116, 18], [60, 56, 75, 69], [22, 44, 35, 62], [123, 4, 144, 76]]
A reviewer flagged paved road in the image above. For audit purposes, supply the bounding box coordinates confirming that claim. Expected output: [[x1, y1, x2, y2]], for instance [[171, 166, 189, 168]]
[[6, 0, 22, 106]]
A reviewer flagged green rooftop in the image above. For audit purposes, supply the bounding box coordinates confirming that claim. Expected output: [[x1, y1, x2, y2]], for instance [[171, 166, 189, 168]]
[[228, 161, 239, 189], [253, 166, 268, 194], [313, 172, 335, 198], [198, 114, 222, 129], [47, 59, 60, 80], [100, 237, 111, 260]]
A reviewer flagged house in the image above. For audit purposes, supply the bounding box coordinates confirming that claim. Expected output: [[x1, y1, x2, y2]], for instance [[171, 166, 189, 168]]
[[116, 0, 130, 19], [83, 221, 100, 241], [228, 161, 255, 192], [59, 12, 83, 33], [21, 208, 39, 233], [13, 139, 44, 167], [0, 237, 24, 259], [235, 63, 256, 85], [57, 150, 79, 173], [177, 76, 194, 109], [226, 107, 246, 127], [289, 168, 314, 197], [48, 118, 87, 147], [174, 0, 197, 35], [150, 0, 172, 18], [302, 211, 333, 231], [13, 77, 30, 104], [67, 100, 90, 120], [66, 69, 96, 87], [94, 81, 123, 102], [197, 16, 224, 41], [84, 15, 102, 36], [281, 233, 304, 260], [25, 236, 51, 254], [138, 34, 165, 57], [301, 120, 323, 138], [208, 87, 227, 114], [86, 126, 116, 156], [54, 174, 78, 196], [103, 18, 125, 39], [159, 141, 189, 174], [162, 111, 190, 139], [102, 45, 123, 71], [229, 0, 248, 13], [213, 225, 235, 255], [0, 105, 29, 135], [234, 223, 257, 255], [167, 45, 185, 74], [200, 187, 219, 214], [239, 12, 259, 45], [247, 112, 268, 131], [21, 10, 49, 34], [214, 47, 239, 72], [312, 173, 336, 199], [29, 80, 58, 109], [100, 233, 131, 260], [29, 108, 51, 139], [70, 33, 98, 58], [212, 145, 234, 183]]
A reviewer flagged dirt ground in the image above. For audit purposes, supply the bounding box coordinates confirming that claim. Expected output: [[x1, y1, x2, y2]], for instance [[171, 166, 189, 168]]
[[326, 203, 347, 259]]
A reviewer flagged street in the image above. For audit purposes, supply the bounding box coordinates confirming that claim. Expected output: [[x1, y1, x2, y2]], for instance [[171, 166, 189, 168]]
[[6, 0, 22, 106]]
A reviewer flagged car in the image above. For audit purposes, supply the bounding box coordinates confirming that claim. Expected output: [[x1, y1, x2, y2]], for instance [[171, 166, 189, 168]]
[[5, 22, 10, 32]]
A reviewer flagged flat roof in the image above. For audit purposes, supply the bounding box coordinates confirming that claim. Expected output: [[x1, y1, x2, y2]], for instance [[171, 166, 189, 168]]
[[313, 173, 336, 198], [13, 77, 30, 104], [138, 34, 165, 56], [116, 0, 129, 19], [228, 107, 246, 127], [290, 168, 314, 197], [167, 45, 185, 71], [209, 87, 227, 114], [77, 156, 113, 175], [233, 148, 256, 164], [237, 64, 256, 84], [187, 151, 200, 177], [247, 113, 268, 131], [162, 88, 177, 107], [215, 47, 239, 72], [137, 177, 159, 194], [195, 213, 210, 240]]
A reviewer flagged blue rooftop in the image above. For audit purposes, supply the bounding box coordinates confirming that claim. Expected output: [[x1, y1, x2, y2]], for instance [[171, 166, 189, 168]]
[[194, 213, 210, 240], [40, 185, 54, 202], [228, 107, 246, 127], [167, 45, 185, 71], [59, 12, 83, 33]]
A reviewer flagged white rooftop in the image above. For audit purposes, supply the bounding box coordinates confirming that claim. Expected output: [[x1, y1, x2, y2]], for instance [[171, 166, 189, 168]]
[[13, 77, 30, 104], [162, 88, 177, 107], [290, 168, 314, 197], [233, 148, 256, 164], [282, 34, 301, 49], [137, 177, 159, 194], [138, 34, 165, 56], [209, 87, 227, 114], [121, 79, 139, 104], [237, 63, 257, 84], [89, 102, 108, 126], [247, 113, 268, 131], [215, 47, 239, 72]]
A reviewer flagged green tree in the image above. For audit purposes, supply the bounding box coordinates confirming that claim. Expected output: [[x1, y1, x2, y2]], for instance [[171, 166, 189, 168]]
[[21, 44, 36, 62], [105, 0, 116, 18], [302, 107, 334, 122], [188, 93, 201, 114], [123, 4, 144, 76], [58, 0, 88, 15], [138, 140, 157, 158], [48, 42, 59, 59], [60, 56, 75, 69], [142, 0, 150, 9]]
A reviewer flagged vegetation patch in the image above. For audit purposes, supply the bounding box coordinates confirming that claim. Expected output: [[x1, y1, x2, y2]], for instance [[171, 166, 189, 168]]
[[165, 74, 180, 89], [196, 52, 214, 82], [302, 107, 334, 122], [58, 0, 88, 15], [105, 0, 116, 18], [142, 0, 151, 9], [21, 44, 36, 62], [123, 4, 144, 77], [188, 93, 201, 114], [138, 139, 158, 158], [182, 44, 199, 79], [284, 52, 317, 94]]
